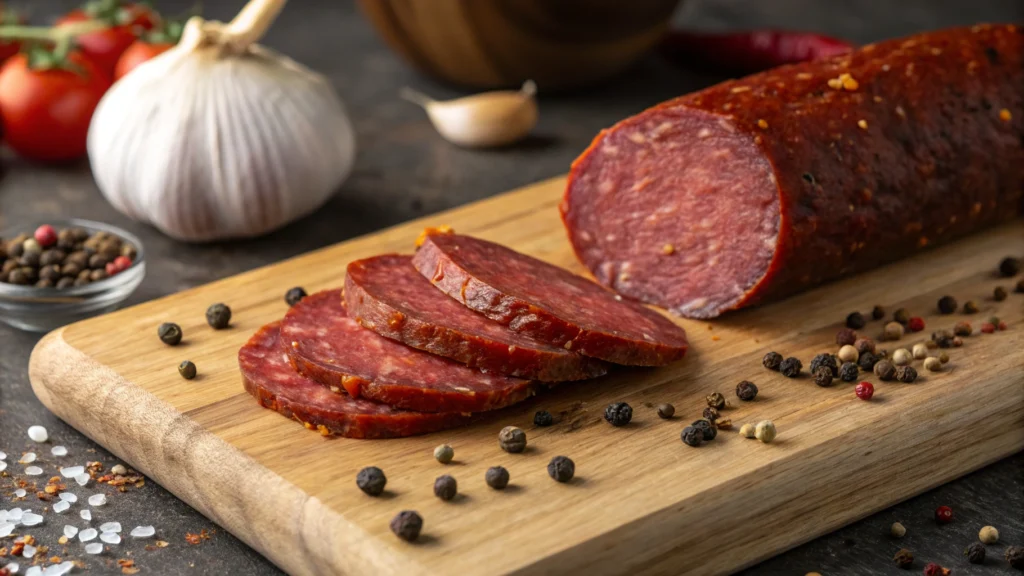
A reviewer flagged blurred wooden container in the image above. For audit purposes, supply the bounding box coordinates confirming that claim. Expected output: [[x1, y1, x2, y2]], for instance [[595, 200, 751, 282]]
[[357, 0, 682, 90]]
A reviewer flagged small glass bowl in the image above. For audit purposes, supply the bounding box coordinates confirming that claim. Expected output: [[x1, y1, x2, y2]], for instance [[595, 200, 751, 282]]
[[0, 219, 146, 333]]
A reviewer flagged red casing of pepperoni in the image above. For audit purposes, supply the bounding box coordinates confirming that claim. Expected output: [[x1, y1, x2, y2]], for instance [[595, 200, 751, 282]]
[[562, 24, 1023, 319]]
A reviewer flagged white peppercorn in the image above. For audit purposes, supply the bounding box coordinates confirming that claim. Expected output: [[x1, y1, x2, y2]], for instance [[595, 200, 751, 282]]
[[979, 525, 999, 544], [923, 357, 942, 372], [892, 348, 912, 366], [755, 420, 777, 443], [739, 423, 756, 438], [912, 343, 928, 359], [891, 522, 907, 538], [883, 321, 905, 341], [837, 345, 859, 363]]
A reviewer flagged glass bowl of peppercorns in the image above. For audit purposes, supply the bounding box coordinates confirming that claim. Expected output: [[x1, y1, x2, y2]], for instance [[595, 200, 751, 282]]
[[0, 219, 145, 332]]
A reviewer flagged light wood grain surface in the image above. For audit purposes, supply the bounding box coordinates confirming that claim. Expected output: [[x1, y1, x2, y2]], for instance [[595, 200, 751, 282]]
[[28, 176, 1024, 576]]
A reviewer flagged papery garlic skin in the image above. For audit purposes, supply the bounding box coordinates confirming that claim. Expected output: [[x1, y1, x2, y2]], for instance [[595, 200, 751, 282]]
[[88, 44, 356, 242]]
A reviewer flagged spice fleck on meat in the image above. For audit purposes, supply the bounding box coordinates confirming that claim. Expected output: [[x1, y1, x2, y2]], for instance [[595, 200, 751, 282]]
[[661, 243, 675, 255], [999, 108, 1012, 121], [757, 119, 769, 129], [857, 119, 868, 130]]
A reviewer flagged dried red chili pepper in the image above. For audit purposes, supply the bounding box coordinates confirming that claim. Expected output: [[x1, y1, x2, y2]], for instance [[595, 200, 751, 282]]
[[661, 29, 854, 75]]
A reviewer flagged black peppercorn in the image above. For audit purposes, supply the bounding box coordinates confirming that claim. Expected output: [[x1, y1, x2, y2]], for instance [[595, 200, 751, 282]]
[[389, 510, 422, 542], [157, 322, 183, 346], [895, 365, 917, 383], [762, 351, 783, 371], [533, 410, 554, 427], [871, 305, 885, 320], [736, 381, 758, 401], [39, 249, 64, 267], [964, 541, 985, 564], [780, 357, 802, 378], [999, 256, 1021, 277], [894, 548, 914, 569], [285, 287, 307, 307], [6, 268, 27, 285], [206, 303, 232, 329], [56, 277, 74, 290], [937, 295, 957, 314], [874, 360, 896, 381], [705, 392, 726, 409], [60, 262, 81, 278], [962, 300, 979, 314], [845, 311, 866, 329], [498, 426, 527, 453], [89, 269, 108, 282], [1006, 546, 1024, 569], [691, 419, 717, 441], [702, 407, 719, 421], [178, 360, 197, 380], [839, 362, 859, 382], [88, 253, 110, 269], [809, 353, 838, 376], [433, 475, 457, 501], [680, 426, 704, 447], [1016, 279, 1024, 294], [893, 308, 910, 325], [39, 264, 61, 283], [547, 456, 575, 482], [604, 402, 633, 427], [18, 250, 40, 268], [994, 286, 1008, 301], [813, 366, 834, 387], [356, 466, 387, 496], [485, 466, 510, 489], [656, 403, 675, 419], [835, 328, 857, 346]]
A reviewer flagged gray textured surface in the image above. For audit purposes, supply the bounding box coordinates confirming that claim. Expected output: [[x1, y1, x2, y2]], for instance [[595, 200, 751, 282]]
[[1, 1, 1022, 574]]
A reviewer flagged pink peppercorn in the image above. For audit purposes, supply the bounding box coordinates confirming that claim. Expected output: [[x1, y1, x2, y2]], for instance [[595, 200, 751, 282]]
[[907, 317, 925, 332], [923, 562, 949, 576], [981, 323, 996, 333], [855, 381, 874, 401], [34, 224, 57, 248], [105, 255, 133, 276], [998, 321, 1008, 331], [935, 505, 953, 523]]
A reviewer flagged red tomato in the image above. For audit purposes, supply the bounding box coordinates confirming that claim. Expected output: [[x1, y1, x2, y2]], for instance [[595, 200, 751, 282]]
[[57, 4, 156, 77], [114, 40, 174, 80], [0, 53, 112, 162]]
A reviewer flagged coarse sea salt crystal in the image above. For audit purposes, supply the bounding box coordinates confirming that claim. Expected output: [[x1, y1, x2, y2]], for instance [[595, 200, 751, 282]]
[[27, 426, 48, 443], [59, 466, 84, 478], [63, 525, 78, 538], [0, 522, 15, 537], [8, 508, 23, 521], [52, 500, 70, 514], [20, 512, 43, 526], [0, 461, 7, 473], [0, 451, 6, 459], [78, 527, 98, 542], [80, 510, 91, 521], [87, 494, 106, 507], [14, 489, 26, 498], [24, 466, 43, 476], [84, 542, 103, 555], [59, 493, 77, 503], [130, 525, 155, 538], [21, 544, 36, 558], [99, 532, 120, 545], [26, 566, 41, 576], [44, 562, 74, 576], [5, 561, 19, 574], [100, 522, 121, 533], [74, 473, 90, 487], [18, 453, 36, 464], [50, 446, 67, 457]]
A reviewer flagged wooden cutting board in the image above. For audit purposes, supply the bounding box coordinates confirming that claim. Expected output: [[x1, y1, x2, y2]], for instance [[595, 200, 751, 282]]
[[28, 176, 1024, 576]]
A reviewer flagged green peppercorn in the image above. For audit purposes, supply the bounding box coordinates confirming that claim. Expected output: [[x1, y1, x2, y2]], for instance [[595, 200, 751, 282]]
[[780, 357, 802, 378], [389, 510, 422, 542], [813, 366, 834, 387], [691, 419, 717, 441], [547, 455, 575, 482], [892, 307, 910, 325], [656, 403, 675, 419], [735, 381, 758, 401], [964, 542, 985, 564], [845, 311, 866, 329], [963, 300, 979, 314], [533, 410, 554, 427], [157, 322, 183, 346], [871, 305, 885, 320], [205, 303, 232, 330], [433, 475, 457, 501], [998, 256, 1020, 277], [705, 392, 726, 409], [937, 295, 957, 314], [994, 286, 1008, 301], [485, 466, 509, 489], [680, 426, 704, 447], [433, 444, 454, 464], [178, 360, 197, 380], [762, 351, 783, 370], [356, 466, 387, 496], [285, 287, 307, 307]]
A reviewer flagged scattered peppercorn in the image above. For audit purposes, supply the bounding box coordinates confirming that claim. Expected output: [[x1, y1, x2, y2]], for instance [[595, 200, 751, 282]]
[[855, 381, 874, 400], [534, 410, 554, 427], [846, 311, 866, 329], [739, 423, 756, 438], [858, 352, 879, 372], [657, 403, 675, 419], [907, 317, 925, 332], [702, 407, 720, 421], [872, 305, 885, 320], [706, 392, 726, 409], [923, 562, 949, 576], [735, 381, 758, 401], [813, 366, 834, 387], [157, 322, 182, 346], [874, 360, 896, 381], [892, 349, 912, 366], [895, 365, 918, 383], [952, 336, 963, 347], [923, 357, 942, 372], [998, 256, 1020, 277], [939, 352, 950, 364], [980, 322, 996, 334], [883, 322, 905, 341], [953, 321, 972, 336], [937, 296, 957, 314], [1005, 546, 1024, 569], [854, 337, 875, 355], [837, 345, 858, 363], [997, 321, 1008, 331], [433, 475, 457, 501], [485, 466, 510, 489], [754, 420, 777, 443], [965, 541, 986, 564], [810, 353, 838, 376], [979, 525, 999, 544], [547, 456, 575, 482], [762, 351, 783, 370], [835, 328, 857, 346], [994, 286, 1008, 301], [178, 360, 197, 380], [911, 343, 928, 360], [890, 522, 906, 538], [433, 444, 454, 464], [681, 426, 704, 447], [935, 505, 953, 523], [780, 357, 802, 378], [604, 402, 633, 426], [963, 300, 980, 314], [498, 426, 527, 453], [1017, 278, 1024, 293], [839, 362, 859, 382], [691, 419, 717, 441], [390, 510, 422, 542], [205, 303, 232, 329], [894, 548, 914, 569], [356, 466, 387, 496], [893, 308, 911, 325], [284, 287, 307, 307]]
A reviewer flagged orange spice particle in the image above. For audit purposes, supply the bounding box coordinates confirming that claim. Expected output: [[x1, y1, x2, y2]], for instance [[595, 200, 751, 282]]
[[857, 119, 868, 130], [414, 225, 454, 248], [999, 109, 1012, 121], [661, 244, 675, 255], [757, 119, 769, 130]]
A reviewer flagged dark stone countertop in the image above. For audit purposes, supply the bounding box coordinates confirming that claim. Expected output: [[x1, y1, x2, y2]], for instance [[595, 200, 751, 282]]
[[1, 1, 1021, 574]]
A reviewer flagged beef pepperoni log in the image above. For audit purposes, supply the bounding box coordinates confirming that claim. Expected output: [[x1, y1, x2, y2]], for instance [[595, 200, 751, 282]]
[[345, 254, 608, 381], [412, 233, 688, 366], [239, 322, 472, 439], [282, 289, 534, 413], [562, 24, 1023, 319]]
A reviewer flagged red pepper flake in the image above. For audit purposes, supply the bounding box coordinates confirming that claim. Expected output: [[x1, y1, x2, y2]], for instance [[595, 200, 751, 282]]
[[827, 72, 859, 91], [185, 529, 212, 545], [118, 559, 140, 575], [935, 505, 953, 523], [907, 317, 925, 332], [49, 556, 61, 564]]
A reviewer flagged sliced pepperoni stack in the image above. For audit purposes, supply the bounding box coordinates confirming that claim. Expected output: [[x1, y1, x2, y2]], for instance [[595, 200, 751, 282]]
[[239, 232, 689, 438]]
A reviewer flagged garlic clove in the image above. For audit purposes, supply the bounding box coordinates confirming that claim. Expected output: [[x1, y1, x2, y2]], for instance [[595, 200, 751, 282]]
[[402, 80, 538, 148]]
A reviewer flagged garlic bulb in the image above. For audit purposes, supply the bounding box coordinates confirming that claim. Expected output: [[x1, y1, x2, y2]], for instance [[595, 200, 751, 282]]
[[401, 81, 537, 148], [88, 0, 355, 242]]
